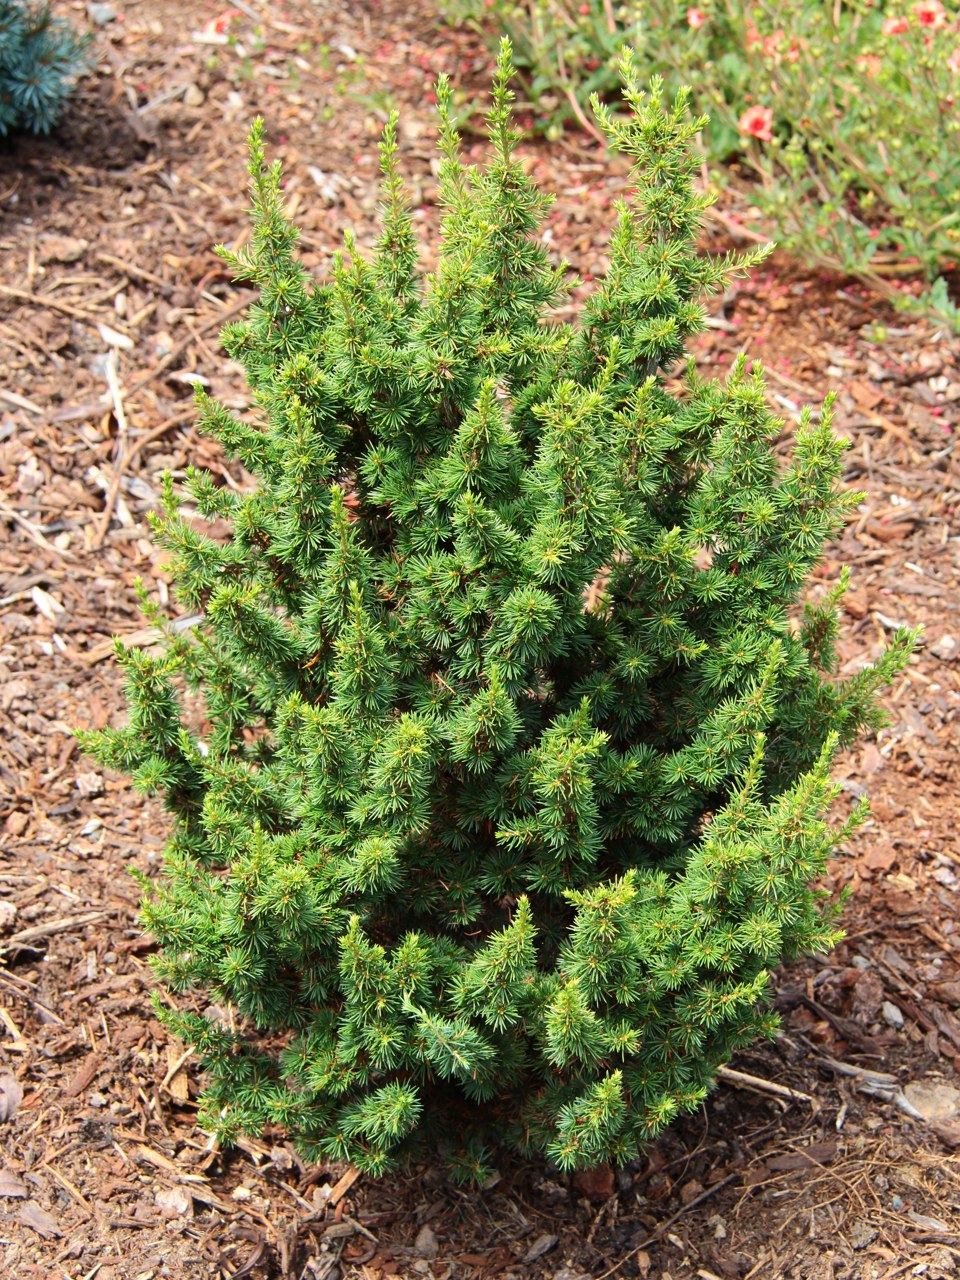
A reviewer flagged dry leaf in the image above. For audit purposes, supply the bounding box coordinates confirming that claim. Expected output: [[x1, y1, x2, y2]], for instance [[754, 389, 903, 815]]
[[522, 1233, 558, 1263]]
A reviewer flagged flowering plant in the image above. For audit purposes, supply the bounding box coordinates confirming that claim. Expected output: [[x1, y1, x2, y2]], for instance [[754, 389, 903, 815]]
[[449, 0, 960, 323]]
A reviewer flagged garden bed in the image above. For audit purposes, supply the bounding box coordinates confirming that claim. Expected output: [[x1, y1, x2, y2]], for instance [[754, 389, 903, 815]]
[[0, 2, 958, 1277]]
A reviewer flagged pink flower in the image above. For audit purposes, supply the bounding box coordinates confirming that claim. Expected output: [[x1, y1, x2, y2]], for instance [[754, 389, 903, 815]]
[[949, 46, 960, 71], [203, 7, 243, 37], [739, 104, 774, 142], [578, 2, 591, 13], [882, 15, 910, 33], [857, 53, 883, 75], [913, 0, 946, 27], [746, 23, 762, 48], [687, 7, 706, 28]]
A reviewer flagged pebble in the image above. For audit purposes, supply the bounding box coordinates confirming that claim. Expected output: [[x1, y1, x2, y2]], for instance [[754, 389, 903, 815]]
[[931, 633, 959, 662], [87, 3, 117, 24], [183, 84, 206, 108], [882, 1000, 904, 1028], [904, 1081, 960, 1123], [414, 1225, 438, 1259]]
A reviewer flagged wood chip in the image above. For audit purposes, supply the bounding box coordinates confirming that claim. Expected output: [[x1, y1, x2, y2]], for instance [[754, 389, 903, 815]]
[[62, 1051, 102, 1099], [18, 1200, 62, 1239]]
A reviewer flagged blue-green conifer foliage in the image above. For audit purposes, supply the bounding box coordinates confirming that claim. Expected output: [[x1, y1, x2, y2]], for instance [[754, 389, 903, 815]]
[[82, 46, 913, 1180], [0, 1, 88, 136]]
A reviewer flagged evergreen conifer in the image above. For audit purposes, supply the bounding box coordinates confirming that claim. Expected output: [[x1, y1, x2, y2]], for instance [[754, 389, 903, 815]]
[[82, 45, 913, 1179], [0, 0, 88, 136]]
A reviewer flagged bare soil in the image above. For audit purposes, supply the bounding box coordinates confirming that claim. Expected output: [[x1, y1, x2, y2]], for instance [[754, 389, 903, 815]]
[[1, 3, 959, 1278]]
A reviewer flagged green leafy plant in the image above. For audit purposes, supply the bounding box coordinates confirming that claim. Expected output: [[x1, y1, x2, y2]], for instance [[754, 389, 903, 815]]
[[0, 0, 89, 135], [81, 44, 912, 1179], [450, 1, 960, 322]]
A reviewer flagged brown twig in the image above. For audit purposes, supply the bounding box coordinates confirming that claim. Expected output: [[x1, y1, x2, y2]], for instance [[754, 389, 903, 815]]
[[594, 1174, 740, 1279], [0, 283, 130, 330], [91, 407, 196, 550], [0, 499, 80, 563], [122, 292, 252, 399], [1, 910, 109, 953], [95, 251, 173, 293], [716, 1064, 817, 1106]]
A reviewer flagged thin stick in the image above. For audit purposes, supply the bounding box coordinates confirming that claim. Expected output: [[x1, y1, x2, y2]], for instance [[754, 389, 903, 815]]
[[0, 970, 65, 1024], [91, 407, 196, 549], [0, 388, 43, 415], [716, 1064, 816, 1105], [95, 252, 172, 292], [595, 1174, 740, 1279], [0, 499, 79, 563], [122, 293, 251, 398], [1, 910, 108, 952], [813, 1053, 923, 1118], [0, 283, 127, 329], [159, 1047, 193, 1092]]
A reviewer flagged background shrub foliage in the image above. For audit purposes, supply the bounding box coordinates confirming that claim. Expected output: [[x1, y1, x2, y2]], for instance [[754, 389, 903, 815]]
[[84, 46, 911, 1179], [0, 0, 88, 135], [450, 1, 960, 323]]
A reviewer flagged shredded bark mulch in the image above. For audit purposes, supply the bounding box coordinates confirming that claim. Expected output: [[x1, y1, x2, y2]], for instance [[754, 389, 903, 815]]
[[1, 3, 959, 1277]]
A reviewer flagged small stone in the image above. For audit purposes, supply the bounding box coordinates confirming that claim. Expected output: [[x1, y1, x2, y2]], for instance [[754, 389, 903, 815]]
[[707, 1212, 727, 1241], [87, 3, 116, 24], [3, 811, 27, 837], [231, 1185, 251, 1201], [843, 589, 868, 619], [155, 1185, 192, 1219], [931, 634, 959, 662], [75, 771, 104, 798], [0, 902, 17, 930], [881, 1000, 904, 1029], [414, 1224, 438, 1259], [849, 1221, 877, 1250], [183, 83, 205, 107], [39, 234, 88, 264], [904, 1081, 960, 1123]]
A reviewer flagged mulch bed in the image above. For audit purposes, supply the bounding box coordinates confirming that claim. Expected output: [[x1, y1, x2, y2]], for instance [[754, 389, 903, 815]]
[[1, 2, 959, 1277]]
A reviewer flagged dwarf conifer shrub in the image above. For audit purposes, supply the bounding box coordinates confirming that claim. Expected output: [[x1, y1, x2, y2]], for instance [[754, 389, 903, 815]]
[[0, 1, 89, 136], [83, 45, 912, 1179]]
